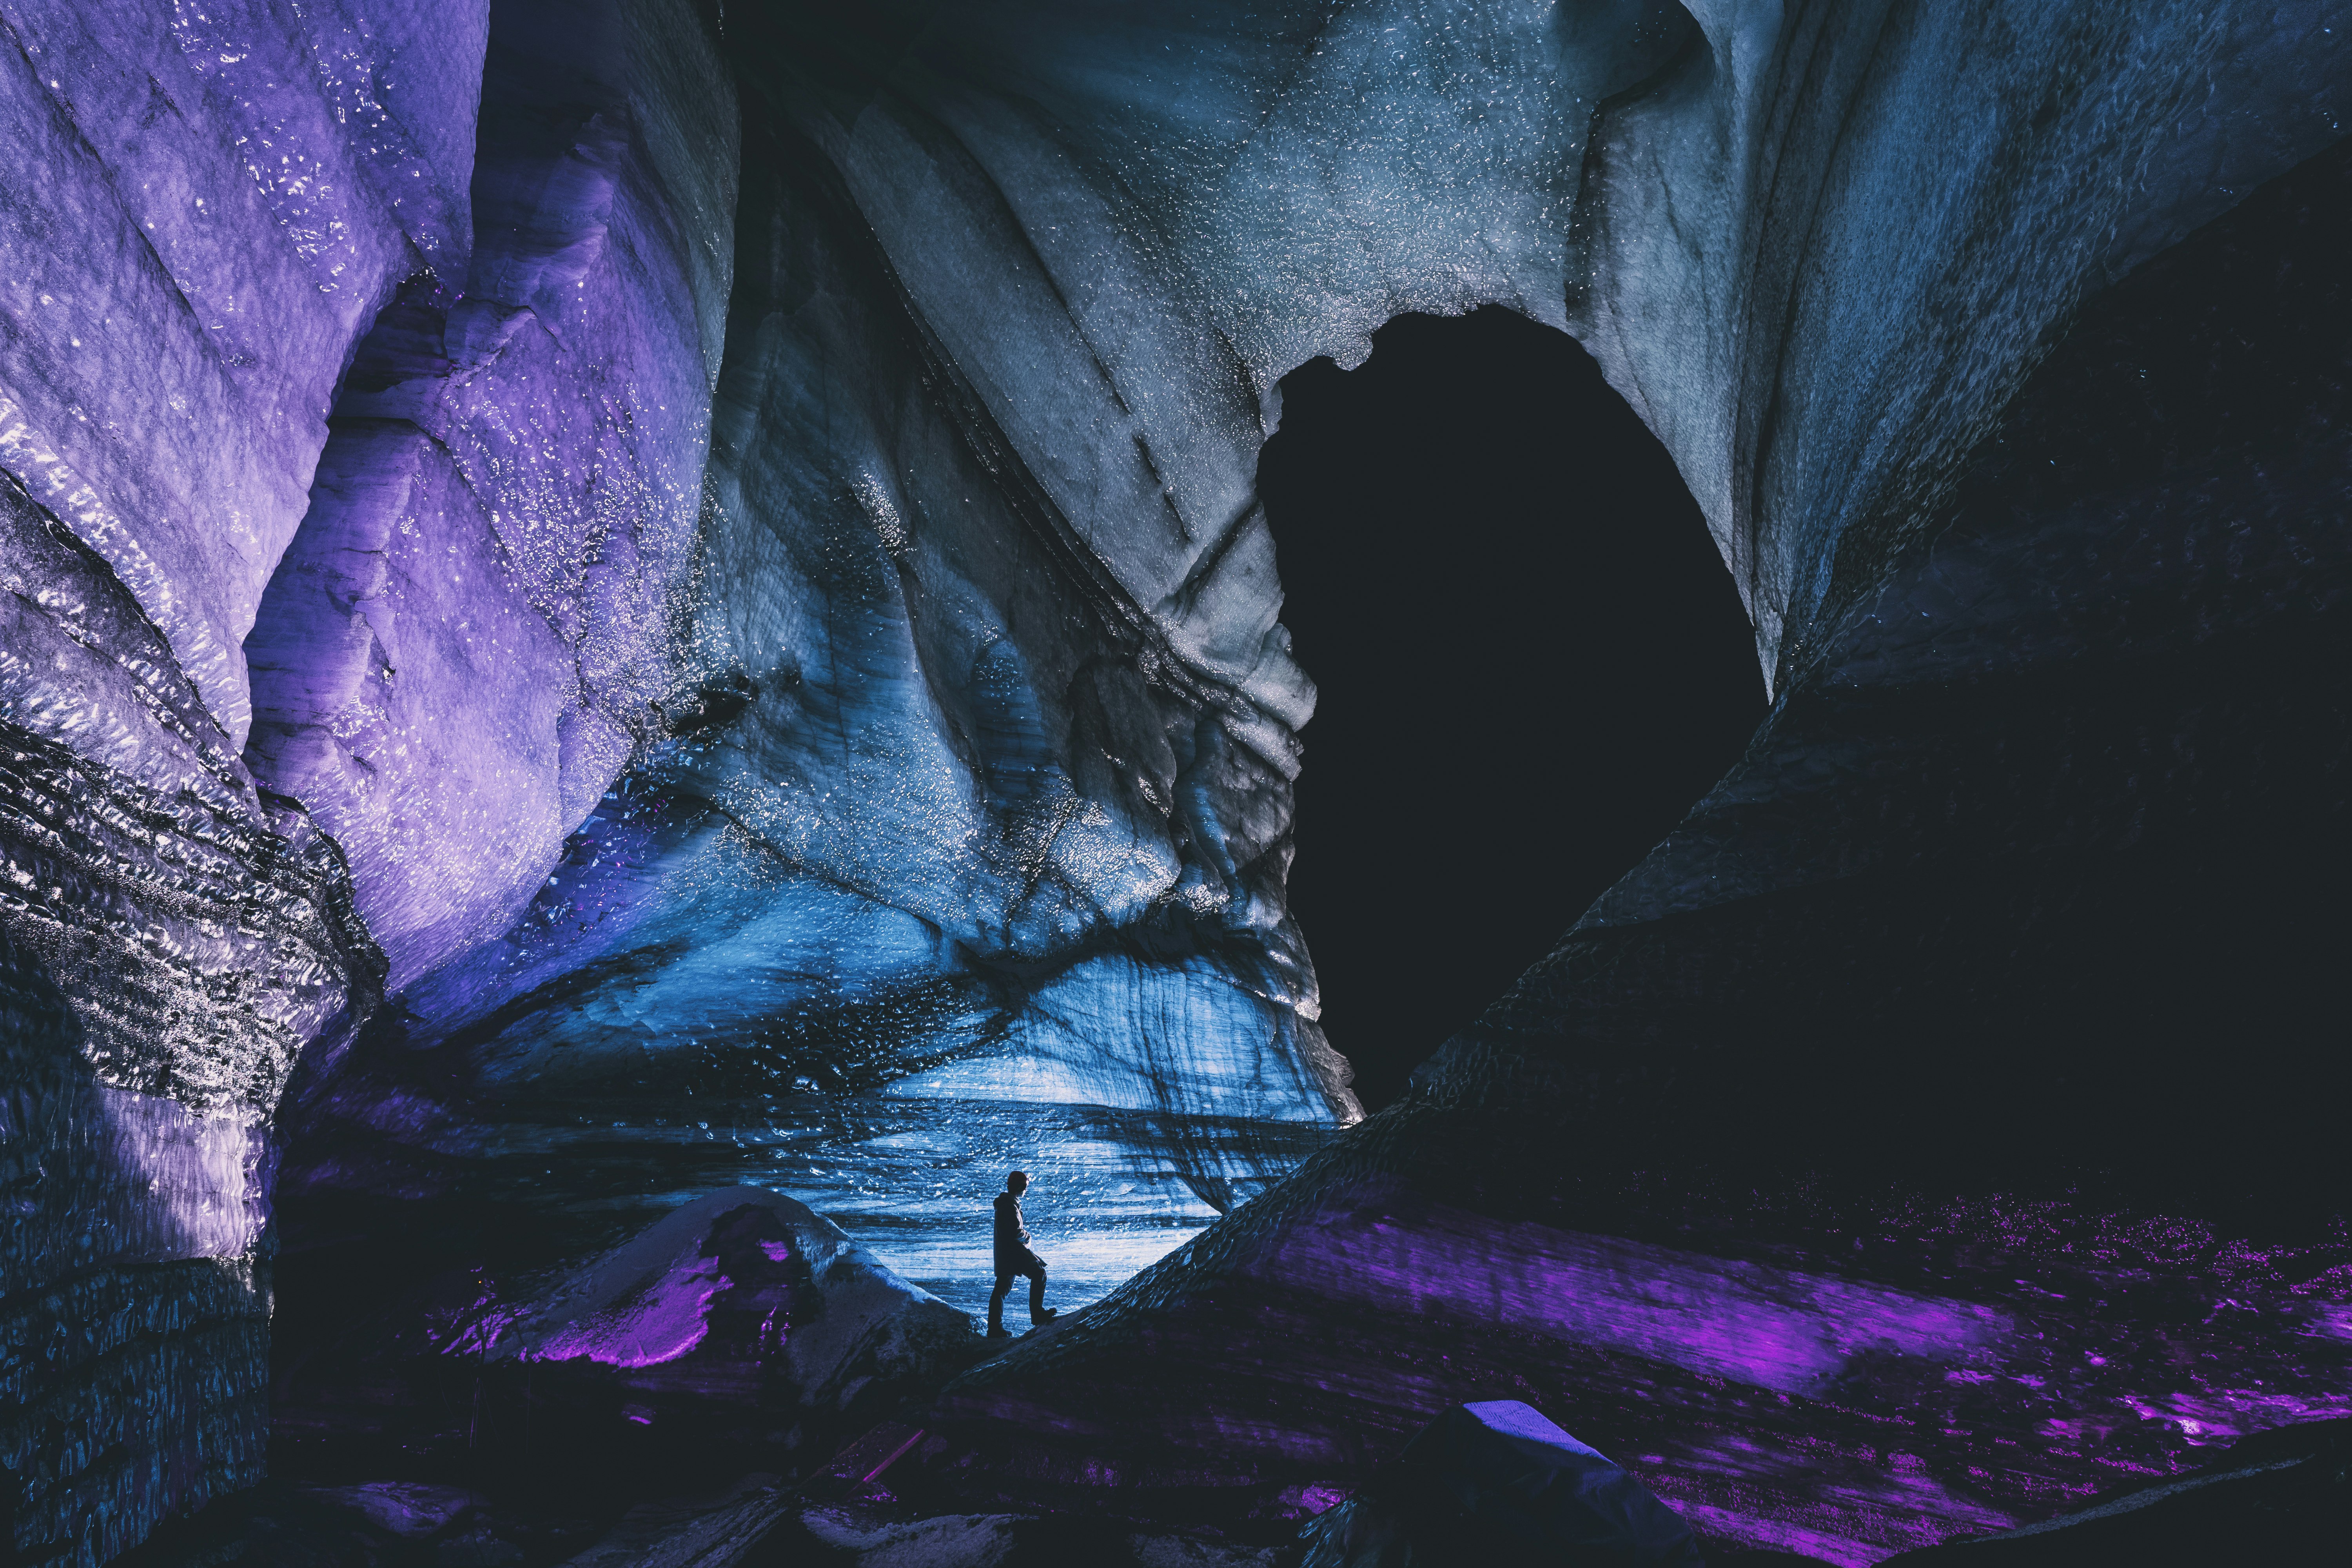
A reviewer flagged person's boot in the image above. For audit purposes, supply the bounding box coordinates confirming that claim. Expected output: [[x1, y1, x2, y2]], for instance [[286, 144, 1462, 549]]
[[986, 1320, 1011, 1338], [1032, 1307, 1058, 1325]]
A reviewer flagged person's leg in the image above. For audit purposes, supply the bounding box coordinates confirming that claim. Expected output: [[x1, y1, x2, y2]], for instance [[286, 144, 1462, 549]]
[[1025, 1259, 1049, 1321], [987, 1270, 1014, 1332]]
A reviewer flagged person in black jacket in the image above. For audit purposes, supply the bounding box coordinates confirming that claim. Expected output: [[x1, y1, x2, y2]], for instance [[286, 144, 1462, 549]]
[[987, 1169, 1058, 1338]]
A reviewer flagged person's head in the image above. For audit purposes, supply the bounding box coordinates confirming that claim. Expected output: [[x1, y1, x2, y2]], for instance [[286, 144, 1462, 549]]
[[1007, 1170, 1029, 1195]]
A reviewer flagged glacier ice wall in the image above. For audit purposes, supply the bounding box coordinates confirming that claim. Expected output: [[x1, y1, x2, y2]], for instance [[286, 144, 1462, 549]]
[[2, 0, 735, 1559], [727, 0, 2352, 693], [2, 2, 478, 1555], [0, 0, 484, 748], [241, 0, 738, 993], [4, 0, 2350, 1561], [261, 49, 1363, 1459], [1564, 0, 2352, 684]]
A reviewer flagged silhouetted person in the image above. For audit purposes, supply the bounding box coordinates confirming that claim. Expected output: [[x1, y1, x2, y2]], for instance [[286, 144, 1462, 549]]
[[987, 1169, 1056, 1338]]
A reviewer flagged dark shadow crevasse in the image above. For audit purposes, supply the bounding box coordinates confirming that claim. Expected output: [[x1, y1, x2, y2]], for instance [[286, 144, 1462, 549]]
[[1260, 307, 1767, 1111]]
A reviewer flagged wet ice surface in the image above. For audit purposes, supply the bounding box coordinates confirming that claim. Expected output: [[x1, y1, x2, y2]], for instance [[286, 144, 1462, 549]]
[[469, 1092, 1333, 1325]]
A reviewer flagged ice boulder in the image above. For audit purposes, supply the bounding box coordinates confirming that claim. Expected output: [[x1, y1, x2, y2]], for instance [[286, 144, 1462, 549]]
[[485, 1188, 982, 1460]]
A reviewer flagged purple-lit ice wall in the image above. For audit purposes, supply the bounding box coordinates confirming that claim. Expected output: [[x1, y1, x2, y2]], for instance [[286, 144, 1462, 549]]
[[290, 53, 1376, 1143], [243, 0, 737, 991], [2, 382, 381, 1565], [270, 111, 1364, 1379], [1, 2, 736, 1562], [0, 0, 484, 746], [265, 50, 1368, 1432]]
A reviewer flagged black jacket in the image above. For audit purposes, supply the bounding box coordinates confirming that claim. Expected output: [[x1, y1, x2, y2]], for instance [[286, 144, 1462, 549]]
[[993, 1191, 1038, 1271]]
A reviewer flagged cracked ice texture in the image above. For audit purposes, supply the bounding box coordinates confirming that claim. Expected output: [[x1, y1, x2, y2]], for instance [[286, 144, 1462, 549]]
[[0, 412, 372, 1564]]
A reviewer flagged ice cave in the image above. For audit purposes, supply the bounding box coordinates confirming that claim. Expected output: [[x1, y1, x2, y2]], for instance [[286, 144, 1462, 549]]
[[2, 2, 2347, 1564]]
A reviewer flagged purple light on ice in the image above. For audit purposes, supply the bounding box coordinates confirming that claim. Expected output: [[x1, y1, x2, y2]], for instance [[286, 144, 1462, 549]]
[[529, 1252, 725, 1368], [1264, 1199, 2011, 1397]]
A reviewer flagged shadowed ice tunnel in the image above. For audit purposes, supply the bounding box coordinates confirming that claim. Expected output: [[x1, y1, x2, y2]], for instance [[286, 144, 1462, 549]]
[[1261, 307, 1766, 1111]]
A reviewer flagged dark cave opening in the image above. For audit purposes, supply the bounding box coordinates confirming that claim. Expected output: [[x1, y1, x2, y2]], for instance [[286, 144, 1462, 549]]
[[1258, 307, 1767, 1113]]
